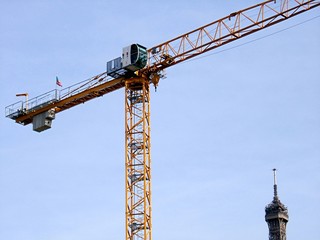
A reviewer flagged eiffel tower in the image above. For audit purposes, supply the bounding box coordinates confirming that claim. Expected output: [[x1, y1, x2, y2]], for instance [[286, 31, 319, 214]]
[[265, 169, 289, 240]]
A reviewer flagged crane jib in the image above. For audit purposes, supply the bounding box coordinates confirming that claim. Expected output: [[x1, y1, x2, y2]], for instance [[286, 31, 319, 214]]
[[143, 0, 320, 74]]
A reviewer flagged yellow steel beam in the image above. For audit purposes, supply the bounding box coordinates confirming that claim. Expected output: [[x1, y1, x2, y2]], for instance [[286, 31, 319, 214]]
[[15, 77, 125, 125], [143, 0, 320, 74], [125, 77, 152, 240]]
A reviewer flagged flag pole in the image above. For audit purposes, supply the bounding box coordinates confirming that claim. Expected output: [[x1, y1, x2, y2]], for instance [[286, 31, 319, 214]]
[[55, 76, 63, 100]]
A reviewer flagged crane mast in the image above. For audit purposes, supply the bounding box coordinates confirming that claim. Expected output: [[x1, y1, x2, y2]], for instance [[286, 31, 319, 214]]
[[5, 1, 319, 240], [125, 78, 152, 239]]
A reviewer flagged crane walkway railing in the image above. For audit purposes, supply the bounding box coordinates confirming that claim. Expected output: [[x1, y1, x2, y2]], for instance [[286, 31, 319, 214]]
[[5, 72, 111, 120]]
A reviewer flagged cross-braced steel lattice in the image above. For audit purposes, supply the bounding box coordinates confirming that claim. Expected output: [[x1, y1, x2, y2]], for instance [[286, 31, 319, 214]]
[[125, 77, 152, 240]]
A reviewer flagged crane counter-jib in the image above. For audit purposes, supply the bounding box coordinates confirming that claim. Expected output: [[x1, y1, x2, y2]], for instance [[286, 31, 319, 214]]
[[5, 74, 125, 127]]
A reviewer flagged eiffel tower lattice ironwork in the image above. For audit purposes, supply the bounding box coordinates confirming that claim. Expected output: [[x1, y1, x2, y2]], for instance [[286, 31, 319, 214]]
[[265, 169, 289, 240]]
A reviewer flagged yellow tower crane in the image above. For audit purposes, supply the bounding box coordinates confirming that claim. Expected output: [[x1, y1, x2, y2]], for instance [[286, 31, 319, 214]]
[[5, 0, 319, 239]]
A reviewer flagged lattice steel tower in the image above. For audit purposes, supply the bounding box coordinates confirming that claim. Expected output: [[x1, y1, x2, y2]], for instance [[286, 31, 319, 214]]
[[265, 169, 289, 240]]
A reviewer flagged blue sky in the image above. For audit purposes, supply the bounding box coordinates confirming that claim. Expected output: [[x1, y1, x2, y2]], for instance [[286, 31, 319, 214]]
[[1, 0, 319, 239]]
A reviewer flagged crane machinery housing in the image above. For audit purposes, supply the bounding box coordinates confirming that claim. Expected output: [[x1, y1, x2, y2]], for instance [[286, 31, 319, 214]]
[[5, 0, 320, 239]]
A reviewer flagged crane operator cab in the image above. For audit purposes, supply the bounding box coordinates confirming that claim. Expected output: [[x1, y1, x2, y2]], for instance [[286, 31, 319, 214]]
[[107, 44, 147, 78]]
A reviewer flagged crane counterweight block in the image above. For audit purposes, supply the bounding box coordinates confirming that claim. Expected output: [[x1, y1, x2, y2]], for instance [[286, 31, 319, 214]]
[[32, 109, 55, 132]]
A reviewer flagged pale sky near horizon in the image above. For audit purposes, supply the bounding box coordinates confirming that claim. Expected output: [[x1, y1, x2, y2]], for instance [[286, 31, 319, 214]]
[[1, 1, 319, 239]]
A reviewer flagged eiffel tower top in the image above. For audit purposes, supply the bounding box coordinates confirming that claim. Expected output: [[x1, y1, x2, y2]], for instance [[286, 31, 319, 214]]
[[265, 169, 289, 221]]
